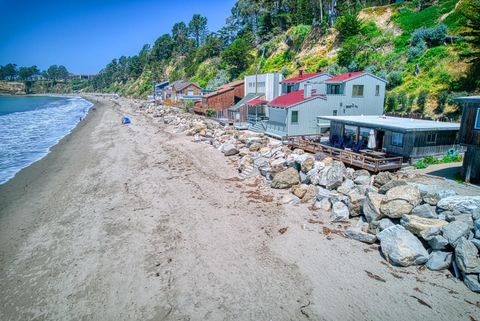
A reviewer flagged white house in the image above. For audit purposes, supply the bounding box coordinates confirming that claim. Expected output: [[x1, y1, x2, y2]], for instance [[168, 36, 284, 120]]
[[264, 71, 388, 138], [244, 73, 283, 102], [280, 71, 332, 94]]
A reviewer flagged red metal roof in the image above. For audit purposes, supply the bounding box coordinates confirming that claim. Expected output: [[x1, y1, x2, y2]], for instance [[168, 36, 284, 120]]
[[268, 90, 325, 107], [280, 72, 324, 84], [246, 98, 267, 106], [324, 71, 366, 83]]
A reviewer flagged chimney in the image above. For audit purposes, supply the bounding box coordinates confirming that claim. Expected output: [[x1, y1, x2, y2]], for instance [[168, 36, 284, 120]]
[[299, 69, 304, 78]]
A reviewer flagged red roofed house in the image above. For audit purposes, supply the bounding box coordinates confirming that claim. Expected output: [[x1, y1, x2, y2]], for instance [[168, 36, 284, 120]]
[[264, 71, 387, 138], [281, 70, 332, 94]]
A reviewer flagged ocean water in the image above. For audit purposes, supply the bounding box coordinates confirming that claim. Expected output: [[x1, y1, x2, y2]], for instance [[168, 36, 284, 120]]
[[0, 95, 93, 184]]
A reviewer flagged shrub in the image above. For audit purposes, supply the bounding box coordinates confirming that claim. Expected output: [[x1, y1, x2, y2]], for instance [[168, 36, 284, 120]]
[[386, 93, 399, 112], [205, 109, 215, 117], [435, 91, 449, 113], [387, 70, 403, 89], [410, 24, 448, 47], [364, 65, 377, 74], [334, 14, 362, 42], [423, 156, 440, 165], [414, 160, 428, 169], [416, 90, 428, 112], [347, 61, 358, 72], [407, 40, 426, 62], [376, 69, 388, 80], [398, 92, 408, 112], [411, 27, 429, 46], [407, 94, 416, 112]]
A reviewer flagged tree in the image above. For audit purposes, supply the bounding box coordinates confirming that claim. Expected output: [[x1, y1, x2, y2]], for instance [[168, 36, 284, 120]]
[[461, 0, 480, 63], [151, 34, 174, 62], [435, 91, 448, 114], [188, 14, 208, 47], [57, 65, 69, 80], [397, 92, 408, 112], [18, 65, 39, 81], [334, 13, 362, 42], [2, 63, 18, 80], [386, 93, 398, 112], [172, 22, 191, 55], [47, 65, 59, 81], [221, 36, 253, 78]]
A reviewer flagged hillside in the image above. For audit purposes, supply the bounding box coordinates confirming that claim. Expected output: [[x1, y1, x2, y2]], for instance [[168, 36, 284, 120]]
[[91, 0, 479, 120]]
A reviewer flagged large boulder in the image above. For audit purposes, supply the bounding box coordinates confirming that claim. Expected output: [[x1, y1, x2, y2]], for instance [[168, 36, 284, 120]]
[[331, 202, 350, 222], [354, 175, 371, 186], [442, 221, 471, 247], [270, 158, 287, 176], [271, 168, 300, 189], [411, 204, 438, 219], [316, 161, 346, 190], [380, 185, 422, 218], [414, 184, 457, 206], [337, 179, 355, 195], [314, 198, 332, 211], [345, 227, 377, 244], [291, 185, 307, 199], [400, 215, 448, 237], [221, 142, 239, 156], [455, 237, 480, 273], [426, 251, 452, 271], [463, 274, 480, 293], [301, 186, 317, 203], [377, 225, 429, 267], [428, 235, 449, 250], [378, 179, 407, 194], [346, 188, 366, 216], [437, 196, 480, 214], [363, 192, 386, 223], [301, 156, 315, 173], [373, 171, 394, 187]]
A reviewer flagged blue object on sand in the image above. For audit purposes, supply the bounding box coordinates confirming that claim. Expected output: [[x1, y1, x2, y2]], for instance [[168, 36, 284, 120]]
[[122, 117, 131, 124]]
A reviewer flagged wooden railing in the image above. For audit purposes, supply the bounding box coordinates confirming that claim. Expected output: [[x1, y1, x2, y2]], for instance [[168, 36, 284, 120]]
[[286, 138, 403, 172]]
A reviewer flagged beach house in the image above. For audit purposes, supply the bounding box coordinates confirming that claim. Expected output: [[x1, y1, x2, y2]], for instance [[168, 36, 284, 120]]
[[194, 80, 244, 117], [456, 96, 480, 183], [263, 71, 387, 138], [164, 80, 202, 103]]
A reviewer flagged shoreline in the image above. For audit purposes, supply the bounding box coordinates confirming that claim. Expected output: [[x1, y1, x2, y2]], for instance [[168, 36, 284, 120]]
[[0, 94, 94, 186], [1, 95, 479, 321]]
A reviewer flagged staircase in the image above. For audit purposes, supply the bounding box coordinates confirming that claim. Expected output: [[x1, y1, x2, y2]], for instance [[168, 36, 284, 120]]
[[248, 121, 266, 133]]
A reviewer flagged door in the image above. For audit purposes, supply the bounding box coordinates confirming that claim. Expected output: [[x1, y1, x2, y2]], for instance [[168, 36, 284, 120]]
[[376, 130, 385, 150]]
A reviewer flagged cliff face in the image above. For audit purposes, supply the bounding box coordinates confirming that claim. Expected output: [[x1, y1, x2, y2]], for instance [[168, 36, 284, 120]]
[[0, 81, 26, 95]]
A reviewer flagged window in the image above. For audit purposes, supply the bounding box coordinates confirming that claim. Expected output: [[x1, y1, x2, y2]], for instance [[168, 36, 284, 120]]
[[375, 85, 380, 96], [426, 133, 437, 144], [291, 111, 299, 124], [344, 125, 358, 143], [333, 110, 338, 116], [352, 85, 364, 97], [328, 84, 341, 95], [476, 109, 480, 129], [187, 89, 194, 96], [391, 132, 404, 147], [359, 127, 371, 145]]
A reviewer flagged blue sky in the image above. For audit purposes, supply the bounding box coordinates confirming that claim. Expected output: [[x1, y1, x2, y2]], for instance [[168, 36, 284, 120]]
[[0, 0, 236, 74]]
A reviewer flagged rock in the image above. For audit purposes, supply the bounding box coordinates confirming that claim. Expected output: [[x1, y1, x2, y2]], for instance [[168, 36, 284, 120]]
[[373, 172, 393, 187], [316, 161, 345, 190], [442, 221, 471, 247], [354, 175, 371, 186], [463, 274, 480, 293], [271, 168, 300, 189], [301, 186, 317, 203], [447, 214, 474, 229], [293, 148, 304, 155], [378, 179, 407, 194], [347, 188, 366, 216], [331, 202, 350, 222], [316, 187, 334, 201], [380, 185, 422, 218], [363, 192, 386, 223], [428, 235, 449, 250], [426, 251, 452, 271], [345, 227, 377, 244], [377, 225, 429, 267], [249, 142, 262, 152], [400, 215, 448, 237], [379, 218, 395, 231], [471, 238, 480, 250], [455, 237, 480, 273], [345, 167, 355, 179], [291, 185, 307, 199], [282, 194, 301, 205], [259, 165, 272, 179], [305, 167, 320, 185], [337, 179, 355, 195], [437, 196, 480, 215], [253, 156, 269, 169], [301, 156, 315, 173], [259, 147, 272, 158], [352, 170, 370, 179], [221, 142, 239, 156], [411, 204, 437, 219], [314, 198, 332, 211], [419, 227, 441, 240], [473, 208, 480, 221], [476, 219, 480, 239], [270, 158, 287, 176], [414, 184, 457, 206]]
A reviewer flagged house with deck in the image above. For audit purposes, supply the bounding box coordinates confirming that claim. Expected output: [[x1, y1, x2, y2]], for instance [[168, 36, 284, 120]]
[[456, 96, 480, 183], [263, 71, 387, 138], [318, 115, 463, 162], [164, 80, 202, 103], [194, 80, 244, 117]]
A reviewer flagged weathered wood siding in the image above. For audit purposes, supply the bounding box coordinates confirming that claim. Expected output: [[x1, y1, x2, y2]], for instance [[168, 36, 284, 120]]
[[459, 103, 480, 146], [463, 146, 480, 183]]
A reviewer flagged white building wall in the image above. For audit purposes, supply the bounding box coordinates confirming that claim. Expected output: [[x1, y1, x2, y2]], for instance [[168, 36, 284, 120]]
[[244, 73, 283, 101], [325, 74, 386, 117], [298, 74, 332, 95], [285, 98, 326, 136]]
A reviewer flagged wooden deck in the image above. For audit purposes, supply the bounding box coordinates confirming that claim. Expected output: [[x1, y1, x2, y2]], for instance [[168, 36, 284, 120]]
[[286, 138, 403, 172]]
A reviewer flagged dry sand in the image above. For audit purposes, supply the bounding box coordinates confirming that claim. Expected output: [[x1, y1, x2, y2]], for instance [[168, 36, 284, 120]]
[[0, 95, 479, 321]]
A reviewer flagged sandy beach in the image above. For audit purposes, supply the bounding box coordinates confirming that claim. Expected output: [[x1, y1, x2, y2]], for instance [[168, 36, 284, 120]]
[[0, 95, 479, 321]]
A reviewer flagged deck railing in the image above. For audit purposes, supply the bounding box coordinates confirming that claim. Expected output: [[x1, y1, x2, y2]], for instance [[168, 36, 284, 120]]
[[286, 138, 403, 172]]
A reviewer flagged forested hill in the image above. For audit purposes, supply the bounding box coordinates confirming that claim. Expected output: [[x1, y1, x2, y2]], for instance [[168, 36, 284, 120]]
[[90, 0, 479, 119]]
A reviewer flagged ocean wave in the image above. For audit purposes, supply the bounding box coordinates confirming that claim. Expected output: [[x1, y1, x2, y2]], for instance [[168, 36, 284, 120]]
[[0, 96, 93, 185]]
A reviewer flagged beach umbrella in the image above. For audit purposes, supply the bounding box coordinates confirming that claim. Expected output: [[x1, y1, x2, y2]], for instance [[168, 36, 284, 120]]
[[367, 129, 376, 149]]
